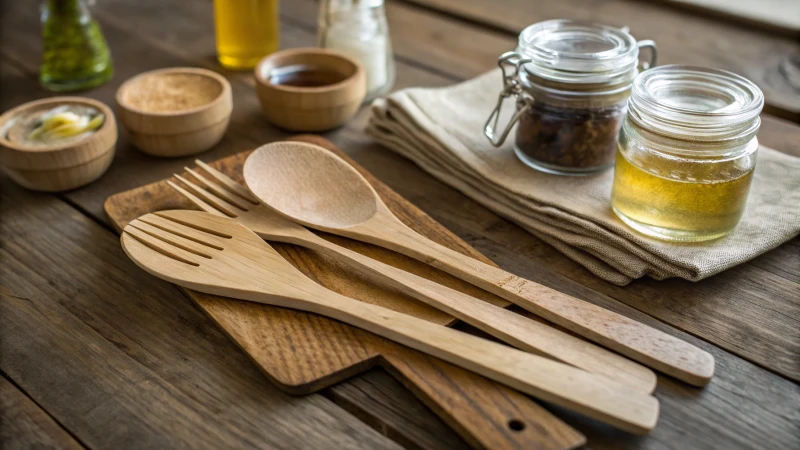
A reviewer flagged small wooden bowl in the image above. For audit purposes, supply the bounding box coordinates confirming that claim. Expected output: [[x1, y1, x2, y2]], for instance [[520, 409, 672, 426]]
[[116, 67, 232, 157], [254, 48, 366, 132], [0, 97, 117, 192]]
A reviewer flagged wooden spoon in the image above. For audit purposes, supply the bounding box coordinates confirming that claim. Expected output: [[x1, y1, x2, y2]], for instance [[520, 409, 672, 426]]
[[121, 210, 659, 434], [243, 141, 715, 387]]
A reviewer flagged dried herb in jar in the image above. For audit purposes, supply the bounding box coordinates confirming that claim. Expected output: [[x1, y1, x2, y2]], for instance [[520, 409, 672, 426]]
[[515, 101, 626, 171]]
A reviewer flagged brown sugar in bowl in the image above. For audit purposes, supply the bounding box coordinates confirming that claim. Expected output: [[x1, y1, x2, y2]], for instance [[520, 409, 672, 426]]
[[116, 67, 232, 157], [0, 97, 117, 192], [254, 48, 366, 132]]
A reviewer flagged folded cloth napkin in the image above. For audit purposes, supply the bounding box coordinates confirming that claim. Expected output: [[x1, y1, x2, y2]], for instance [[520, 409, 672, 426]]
[[366, 70, 800, 285]]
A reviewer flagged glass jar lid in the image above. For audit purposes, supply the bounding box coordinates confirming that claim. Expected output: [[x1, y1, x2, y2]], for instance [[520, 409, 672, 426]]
[[517, 19, 640, 85], [628, 65, 764, 142]]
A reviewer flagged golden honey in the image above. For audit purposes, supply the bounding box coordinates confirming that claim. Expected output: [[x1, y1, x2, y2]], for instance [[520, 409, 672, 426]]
[[213, 0, 279, 70], [611, 148, 754, 241], [611, 66, 763, 241]]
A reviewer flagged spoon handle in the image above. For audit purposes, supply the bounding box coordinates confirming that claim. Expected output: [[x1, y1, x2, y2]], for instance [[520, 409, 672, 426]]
[[288, 232, 657, 393], [234, 283, 659, 435], [357, 216, 714, 387]]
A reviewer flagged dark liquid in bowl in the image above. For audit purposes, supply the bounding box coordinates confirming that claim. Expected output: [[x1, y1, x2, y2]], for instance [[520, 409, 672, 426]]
[[269, 64, 347, 87]]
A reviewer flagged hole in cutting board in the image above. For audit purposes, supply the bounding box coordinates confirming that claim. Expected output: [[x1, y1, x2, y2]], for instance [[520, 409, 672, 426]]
[[508, 419, 526, 432]]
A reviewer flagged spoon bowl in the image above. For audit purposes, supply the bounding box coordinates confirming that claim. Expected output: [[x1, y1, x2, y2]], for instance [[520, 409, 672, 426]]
[[243, 141, 378, 229]]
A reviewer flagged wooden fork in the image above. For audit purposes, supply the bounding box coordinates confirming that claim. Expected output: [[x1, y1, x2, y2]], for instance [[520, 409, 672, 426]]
[[120, 210, 660, 434], [167, 160, 657, 393]]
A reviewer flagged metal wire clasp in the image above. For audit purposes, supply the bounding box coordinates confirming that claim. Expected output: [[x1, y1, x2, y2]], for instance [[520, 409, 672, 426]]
[[484, 52, 532, 147]]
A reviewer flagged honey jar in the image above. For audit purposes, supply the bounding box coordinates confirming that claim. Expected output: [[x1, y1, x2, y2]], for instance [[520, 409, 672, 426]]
[[611, 65, 764, 242], [484, 20, 656, 175]]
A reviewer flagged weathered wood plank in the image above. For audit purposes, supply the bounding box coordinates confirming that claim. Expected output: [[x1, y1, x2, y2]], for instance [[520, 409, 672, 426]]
[[2, 1, 799, 449], [0, 175, 402, 450], [324, 369, 470, 450], [0, 376, 84, 450], [397, 0, 800, 122], [3, 0, 797, 389], [638, 0, 800, 36]]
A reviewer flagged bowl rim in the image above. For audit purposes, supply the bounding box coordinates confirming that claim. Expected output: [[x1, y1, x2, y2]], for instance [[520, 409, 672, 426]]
[[253, 47, 364, 94], [115, 67, 232, 117], [0, 96, 116, 154]]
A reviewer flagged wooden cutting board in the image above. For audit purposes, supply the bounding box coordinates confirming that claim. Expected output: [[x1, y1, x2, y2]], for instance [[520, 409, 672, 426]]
[[104, 135, 585, 450]]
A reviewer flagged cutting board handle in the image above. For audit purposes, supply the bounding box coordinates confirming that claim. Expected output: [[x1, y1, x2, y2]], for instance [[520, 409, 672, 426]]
[[381, 347, 586, 450]]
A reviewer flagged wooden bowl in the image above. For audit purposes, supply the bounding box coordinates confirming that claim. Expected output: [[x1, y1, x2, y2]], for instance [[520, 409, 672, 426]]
[[0, 97, 117, 192], [254, 48, 366, 132], [116, 67, 232, 157]]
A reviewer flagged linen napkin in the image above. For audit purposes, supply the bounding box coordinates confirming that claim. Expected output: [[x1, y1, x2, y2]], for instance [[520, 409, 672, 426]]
[[366, 70, 800, 285]]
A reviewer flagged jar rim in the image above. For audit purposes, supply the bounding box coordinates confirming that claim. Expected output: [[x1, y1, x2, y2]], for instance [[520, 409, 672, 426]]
[[628, 65, 764, 142], [517, 19, 640, 84]]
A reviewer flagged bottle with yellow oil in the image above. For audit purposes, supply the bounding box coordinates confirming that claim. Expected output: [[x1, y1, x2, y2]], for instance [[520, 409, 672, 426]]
[[611, 66, 764, 242], [213, 0, 279, 70]]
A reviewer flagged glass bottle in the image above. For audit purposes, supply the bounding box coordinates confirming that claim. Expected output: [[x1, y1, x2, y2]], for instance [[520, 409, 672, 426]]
[[611, 65, 764, 242], [484, 20, 656, 175], [213, 0, 280, 70], [318, 0, 395, 101], [40, 0, 114, 92]]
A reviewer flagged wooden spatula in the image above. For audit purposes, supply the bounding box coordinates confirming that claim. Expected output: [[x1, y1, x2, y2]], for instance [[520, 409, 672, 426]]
[[121, 209, 659, 435], [243, 141, 715, 387]]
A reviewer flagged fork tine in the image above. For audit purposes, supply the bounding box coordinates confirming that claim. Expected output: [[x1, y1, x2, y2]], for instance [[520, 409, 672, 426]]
[[184, 167, 252, 211], [167, 181, 226, 218], [123, 225, 202, 267], [195, 159, 260, 204], [142, 213, 231, 250], [173, 174, 241, 217], [130, 220, 215, 258]]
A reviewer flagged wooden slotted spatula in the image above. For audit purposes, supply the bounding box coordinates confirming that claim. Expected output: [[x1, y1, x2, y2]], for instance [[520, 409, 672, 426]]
[[121, 210, 660, 435]]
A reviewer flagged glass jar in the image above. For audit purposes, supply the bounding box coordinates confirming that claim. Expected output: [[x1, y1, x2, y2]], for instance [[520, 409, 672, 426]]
[[611, 65, 764, 242], [213, 0, 280, 70], [318, 0, 395, 101], [40, 0, 113, 92], [485, 20, 656, 175]]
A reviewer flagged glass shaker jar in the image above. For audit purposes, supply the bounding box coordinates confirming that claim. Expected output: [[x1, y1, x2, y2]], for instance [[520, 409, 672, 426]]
[[318, 0, 395, 101], [40, 0, 114, 92], [485, 20, 656, 175], [611, 65, 764, 242]]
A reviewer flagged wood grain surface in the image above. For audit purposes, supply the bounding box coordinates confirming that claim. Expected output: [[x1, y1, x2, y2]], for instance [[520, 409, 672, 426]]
[[0, 377, 84, 450], [2, 0, 799, 448]]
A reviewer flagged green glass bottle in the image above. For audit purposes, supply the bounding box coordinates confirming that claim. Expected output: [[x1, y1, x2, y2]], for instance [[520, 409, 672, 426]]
[[40, 0, 114, 91]]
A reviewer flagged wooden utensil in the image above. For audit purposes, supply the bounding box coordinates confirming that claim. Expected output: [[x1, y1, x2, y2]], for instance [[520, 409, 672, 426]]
[[121, 209, 660, 434], [104, 139, 587, 450], [169, 159, 657, 393], [243, 141, 716, 387]]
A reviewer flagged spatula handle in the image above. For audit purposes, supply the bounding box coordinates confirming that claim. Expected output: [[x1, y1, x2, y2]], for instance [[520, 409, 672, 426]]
[[364, 217, 715, 387], [296, 233, 656, 394], [240, 286, 659, 435]]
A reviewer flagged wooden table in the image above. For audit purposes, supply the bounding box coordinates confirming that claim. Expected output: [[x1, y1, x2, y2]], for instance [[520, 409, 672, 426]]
[[1, 1, 798, 449]]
